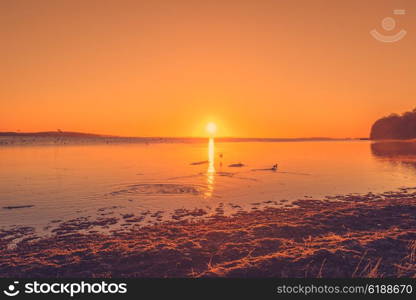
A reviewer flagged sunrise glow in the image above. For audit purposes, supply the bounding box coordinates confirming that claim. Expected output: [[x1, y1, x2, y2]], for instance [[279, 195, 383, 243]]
[[206, 122, 217, 136], [1, 0, 416, 283]]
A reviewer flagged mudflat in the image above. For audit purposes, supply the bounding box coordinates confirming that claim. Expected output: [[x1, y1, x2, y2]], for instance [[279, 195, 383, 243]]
[[1, 191, 415, 278]]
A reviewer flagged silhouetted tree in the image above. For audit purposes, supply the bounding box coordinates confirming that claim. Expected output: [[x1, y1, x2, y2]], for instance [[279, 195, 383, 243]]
[[370, 108, 416, 140]]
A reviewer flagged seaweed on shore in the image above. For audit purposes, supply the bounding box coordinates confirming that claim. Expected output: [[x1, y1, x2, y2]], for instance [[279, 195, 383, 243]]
[[1, 190, 416, 278]]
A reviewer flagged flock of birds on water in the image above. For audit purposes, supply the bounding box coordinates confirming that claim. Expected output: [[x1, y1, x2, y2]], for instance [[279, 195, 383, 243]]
[[192, 152, 278, 172]]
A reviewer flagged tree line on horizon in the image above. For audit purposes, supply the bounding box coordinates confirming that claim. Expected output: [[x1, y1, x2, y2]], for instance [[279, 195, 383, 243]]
[[370, 108, 416, 140]]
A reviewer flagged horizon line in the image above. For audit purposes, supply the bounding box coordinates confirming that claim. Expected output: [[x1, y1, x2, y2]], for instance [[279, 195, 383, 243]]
[[0, 130, 369, 140]]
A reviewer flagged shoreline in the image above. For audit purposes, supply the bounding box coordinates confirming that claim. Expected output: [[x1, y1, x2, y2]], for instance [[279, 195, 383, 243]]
[[1, 190, 415, 278], [0, 135, 363, 147]]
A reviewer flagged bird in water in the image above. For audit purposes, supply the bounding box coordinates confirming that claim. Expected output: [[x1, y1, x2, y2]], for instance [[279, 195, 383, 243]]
[[251, 164, 278, 171]]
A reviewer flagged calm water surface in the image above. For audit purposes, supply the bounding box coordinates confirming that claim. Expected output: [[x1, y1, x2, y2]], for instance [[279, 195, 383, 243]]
[[1, 139, 415, 232]]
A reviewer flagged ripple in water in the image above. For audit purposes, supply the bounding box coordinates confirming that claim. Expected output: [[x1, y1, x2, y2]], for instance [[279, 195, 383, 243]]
[[109, 183, 204, 196]]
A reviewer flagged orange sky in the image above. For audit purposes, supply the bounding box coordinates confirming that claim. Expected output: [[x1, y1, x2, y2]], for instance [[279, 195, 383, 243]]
[[0, 0, 415, 138]]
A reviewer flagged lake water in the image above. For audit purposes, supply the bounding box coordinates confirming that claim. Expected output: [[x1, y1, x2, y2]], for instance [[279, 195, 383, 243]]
[[1, 138, 416, 233]]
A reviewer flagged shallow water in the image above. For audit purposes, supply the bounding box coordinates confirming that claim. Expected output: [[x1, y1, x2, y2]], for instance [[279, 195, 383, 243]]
[[1, 139, 416, 233]]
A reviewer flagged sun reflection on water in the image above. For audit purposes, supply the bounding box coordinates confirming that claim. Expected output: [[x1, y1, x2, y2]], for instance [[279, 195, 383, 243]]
[[205, 137, 215, 197]]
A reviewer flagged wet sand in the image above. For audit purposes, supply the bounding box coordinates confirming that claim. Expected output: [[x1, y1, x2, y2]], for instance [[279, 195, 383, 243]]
[[1, 190, 415, 278]]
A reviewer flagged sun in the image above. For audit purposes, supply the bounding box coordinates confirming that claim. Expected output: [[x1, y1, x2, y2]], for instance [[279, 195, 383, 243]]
[[206, 122, 217, 136]]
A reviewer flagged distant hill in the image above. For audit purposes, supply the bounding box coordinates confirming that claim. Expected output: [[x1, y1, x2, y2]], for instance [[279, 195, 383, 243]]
[[370, 109, 416, 140], [0, 131, 108, 138]]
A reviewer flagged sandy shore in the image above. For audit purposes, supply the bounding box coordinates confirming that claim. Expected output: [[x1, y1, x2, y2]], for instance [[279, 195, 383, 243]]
[[1, 191, 416, 278]]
